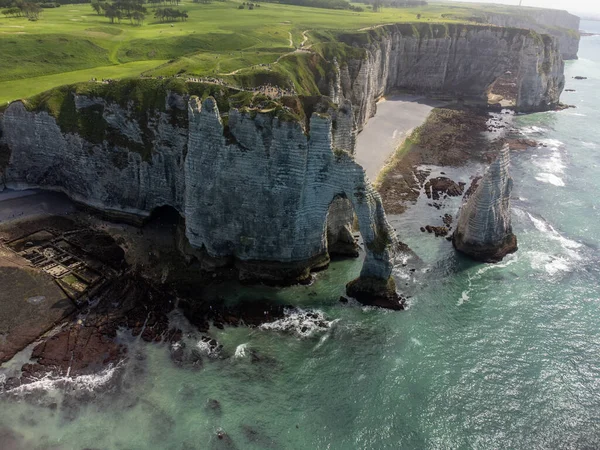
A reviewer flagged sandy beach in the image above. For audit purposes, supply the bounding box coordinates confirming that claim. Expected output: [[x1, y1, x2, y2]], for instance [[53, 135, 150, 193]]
[[354, 94, 445, 181]]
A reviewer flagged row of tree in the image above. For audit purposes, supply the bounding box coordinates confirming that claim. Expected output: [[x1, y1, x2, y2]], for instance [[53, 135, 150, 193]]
[[1, 1, 42, 19], [147, 0, 181, 6], [153, 6, 187, 21], [91, 0, 147, 24], [369, 0, 427, 11], [91, 0, 195, 24]]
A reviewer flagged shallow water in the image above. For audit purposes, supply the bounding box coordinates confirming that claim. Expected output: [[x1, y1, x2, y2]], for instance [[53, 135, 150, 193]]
[[2, 26, 600, 450]]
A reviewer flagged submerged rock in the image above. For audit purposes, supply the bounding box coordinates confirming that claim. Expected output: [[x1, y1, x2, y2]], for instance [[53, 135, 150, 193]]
[[453, 144, 517, 262]]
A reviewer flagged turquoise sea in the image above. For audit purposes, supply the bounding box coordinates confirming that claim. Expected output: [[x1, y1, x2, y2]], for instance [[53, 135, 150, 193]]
[[1, 22, 600, 450]]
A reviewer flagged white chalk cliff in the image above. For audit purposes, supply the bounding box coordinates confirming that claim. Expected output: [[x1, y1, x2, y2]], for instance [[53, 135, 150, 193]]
[[453, 144, 518, 262], [0, 22, 568, 303]]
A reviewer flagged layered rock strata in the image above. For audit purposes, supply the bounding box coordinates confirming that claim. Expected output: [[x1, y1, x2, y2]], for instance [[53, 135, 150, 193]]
[[0, 93, 399, 303], [0, 20, 568, 306], [453, 145, 518, 262], [330, 24, 565, 128], [483, 9, 580, 60]]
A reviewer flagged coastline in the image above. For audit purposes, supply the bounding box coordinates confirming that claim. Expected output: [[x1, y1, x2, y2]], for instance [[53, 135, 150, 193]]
[[0, 102, 536, 388], [354, 94, 446, 181]]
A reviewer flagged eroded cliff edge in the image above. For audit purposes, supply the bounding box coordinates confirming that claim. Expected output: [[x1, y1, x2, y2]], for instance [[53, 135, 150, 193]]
[[0, 21, 566, 304], [482, 8, 580, 60], [317, 23, 565, 129], [0, 83, 400, 304]]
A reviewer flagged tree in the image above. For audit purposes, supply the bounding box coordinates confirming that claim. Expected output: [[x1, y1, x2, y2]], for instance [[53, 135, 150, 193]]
[[132, 9, 144, 24], [102, 0, 146, 25], [104, 3, 118, 22], [22, 2, 42, 19], [91, 0, 102, 14], [2, 6, 22, 16], [154, 6, 186, 21]]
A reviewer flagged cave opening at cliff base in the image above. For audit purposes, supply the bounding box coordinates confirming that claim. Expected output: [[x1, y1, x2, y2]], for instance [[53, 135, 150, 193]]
[[487, 71, 518, 108], [146, 205, 183, 230]]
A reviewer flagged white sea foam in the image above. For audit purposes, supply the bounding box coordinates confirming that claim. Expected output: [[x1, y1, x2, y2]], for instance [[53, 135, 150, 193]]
[[539, 138, 564, 149], [196, 339, 220, 357], [234, 343, 248, 358], [533, 140, 566, 177], [535, 173, 565, 186], [527, 213, 582, 251], [536, 157, 566, 174], [259, 308, 336, 338], [475, 255, 518, 276], [457, 255, 519, 306], [521, 126, 548, 135], [4, 363, 121, 395], [529, 251, 573, 275], [457, 290, 470, 306], [313, 333, 330, 351]]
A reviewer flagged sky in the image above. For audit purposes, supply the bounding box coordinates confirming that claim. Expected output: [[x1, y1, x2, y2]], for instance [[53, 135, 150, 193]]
[[449, 0, 600, 16]]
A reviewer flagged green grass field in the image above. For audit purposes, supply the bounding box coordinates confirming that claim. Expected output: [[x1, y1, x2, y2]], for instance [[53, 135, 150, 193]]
[[0, 1, 488, 104], [0, 60, 166, 104]]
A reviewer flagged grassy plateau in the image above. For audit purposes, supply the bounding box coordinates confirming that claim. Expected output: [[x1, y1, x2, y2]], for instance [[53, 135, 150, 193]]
[[0, 1, 507, 104]]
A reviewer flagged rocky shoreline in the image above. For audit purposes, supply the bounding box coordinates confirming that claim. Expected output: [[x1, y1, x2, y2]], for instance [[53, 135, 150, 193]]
[[0, 101, 546, 394], [0, 207, 334, 392], [376, 104, 540, 253]]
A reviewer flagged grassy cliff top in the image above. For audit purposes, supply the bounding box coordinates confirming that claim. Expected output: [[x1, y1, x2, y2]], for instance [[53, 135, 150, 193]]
[[0, 0, 575, 105], [21, 77, 310, 119]]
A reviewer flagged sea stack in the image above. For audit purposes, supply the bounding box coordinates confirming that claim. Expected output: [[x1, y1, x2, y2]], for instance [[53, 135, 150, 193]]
[[453, 144, 518, 262]]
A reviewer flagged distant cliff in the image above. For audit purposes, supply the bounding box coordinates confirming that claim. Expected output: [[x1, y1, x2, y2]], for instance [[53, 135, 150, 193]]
[[482, 9, 580, 60], [321, 23, 565, 128]]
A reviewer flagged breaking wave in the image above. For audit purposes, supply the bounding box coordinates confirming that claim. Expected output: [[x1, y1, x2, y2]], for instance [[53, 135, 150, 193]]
[[526, 213, 584, 275], [259, 308, 336, 338], [196, 338, 221, 358], [234, 343, 249, 358], [534, 139, 566, 186], [2, 363, 121, 395], [535, 173, 565, 186], [527, 213, 583, 251], [529, 251, 574, 276], [520, 126, 548, 135]]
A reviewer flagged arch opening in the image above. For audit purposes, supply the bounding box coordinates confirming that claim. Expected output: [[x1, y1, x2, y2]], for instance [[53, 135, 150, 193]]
[[487, 71, 519, 108], [325, 194, 360, 259]]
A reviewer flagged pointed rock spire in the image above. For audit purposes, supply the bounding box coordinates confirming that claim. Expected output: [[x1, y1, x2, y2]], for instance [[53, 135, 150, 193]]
[[453, 144, 518, 262]]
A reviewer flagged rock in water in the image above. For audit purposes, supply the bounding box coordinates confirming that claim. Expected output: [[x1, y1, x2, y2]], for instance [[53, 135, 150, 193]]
[[453, 144, 517, 262]]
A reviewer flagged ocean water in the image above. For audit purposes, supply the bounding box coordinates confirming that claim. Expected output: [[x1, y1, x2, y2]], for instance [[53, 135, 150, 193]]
[[2, 24, 600, 450]]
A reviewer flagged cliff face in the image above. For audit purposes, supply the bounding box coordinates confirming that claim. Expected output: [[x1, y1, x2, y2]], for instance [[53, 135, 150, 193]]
[[0, 93, 396, 290], [2, 99, 188, 218], [0, 20, 567, 304], [331, 24, 565, 127], [483, 10, 580, 60], [453, 144, 517, 262]]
